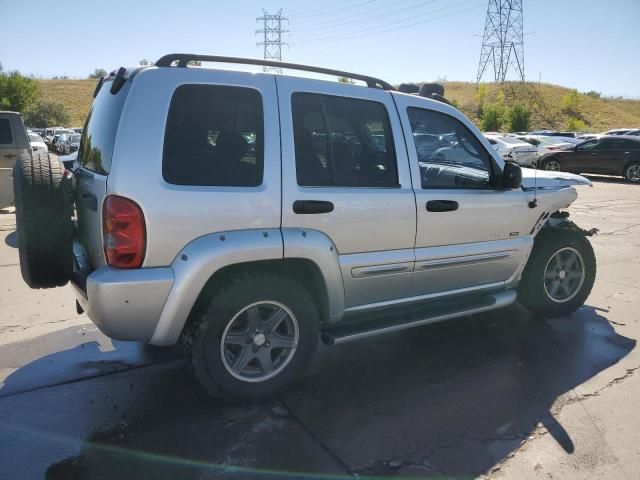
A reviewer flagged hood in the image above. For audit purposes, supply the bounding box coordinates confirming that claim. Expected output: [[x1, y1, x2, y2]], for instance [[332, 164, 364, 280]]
[[521, 169, 592, 190]]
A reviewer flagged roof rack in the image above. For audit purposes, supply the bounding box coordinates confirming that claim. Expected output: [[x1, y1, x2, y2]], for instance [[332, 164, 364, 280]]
[[155, 54, 394, 91]]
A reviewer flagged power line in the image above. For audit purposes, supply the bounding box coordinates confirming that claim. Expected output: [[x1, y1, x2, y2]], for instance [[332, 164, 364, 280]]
[[297, 0, 483, 44], [286, 0, 364, 18], [476, 0, 525, 82], [256, 9, 288, 73], [290, 0, 377, 24], [292, 0, 429, 32]]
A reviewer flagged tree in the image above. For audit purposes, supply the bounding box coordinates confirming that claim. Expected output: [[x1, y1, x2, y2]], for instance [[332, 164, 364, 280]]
[[89, 68, 107, 79], [23, 101, 70, 128], [505, 104, 531, 132], [479, 103, 504, 131], [562, 89, 581, 113], [139, 59, 155, 66], [0, 64, 38, 112], [337, 76, 354, 84]]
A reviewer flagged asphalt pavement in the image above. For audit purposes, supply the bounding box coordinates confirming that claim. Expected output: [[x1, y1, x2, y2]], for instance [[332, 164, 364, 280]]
[[0, 173, 639, 479]]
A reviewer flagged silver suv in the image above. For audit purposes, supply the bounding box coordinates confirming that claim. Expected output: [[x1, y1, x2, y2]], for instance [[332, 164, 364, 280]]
[[13, 55, 596, 400]]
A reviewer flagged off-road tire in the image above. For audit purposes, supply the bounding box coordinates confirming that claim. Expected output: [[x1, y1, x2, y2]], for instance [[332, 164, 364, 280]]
[[183, 272, 319, 401], [13, 153, 73, 288], [623, 162, 640, 183], [518, 228, 596, 317]]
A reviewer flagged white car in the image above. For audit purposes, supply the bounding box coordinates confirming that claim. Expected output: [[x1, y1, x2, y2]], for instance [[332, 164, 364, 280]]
[[28, 133, 48, 156], [517, 135, 575, 158], [484, 134, 538, 167]]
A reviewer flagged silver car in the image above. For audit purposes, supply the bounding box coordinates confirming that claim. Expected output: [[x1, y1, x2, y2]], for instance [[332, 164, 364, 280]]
[[13, 56, 597, 401]]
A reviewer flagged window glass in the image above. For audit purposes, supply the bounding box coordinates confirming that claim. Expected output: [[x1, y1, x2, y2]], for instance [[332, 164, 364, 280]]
[[79, 79, 131, 174], [163, 85, 264, 187], [0, 119, 13, 145], [408, 108, 492, 189], [613, 139, 640, 150], [577, 140, 599, 150], [292, 93, 398, 187]]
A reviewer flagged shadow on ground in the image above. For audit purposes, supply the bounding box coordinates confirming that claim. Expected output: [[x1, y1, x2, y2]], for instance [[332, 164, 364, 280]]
[[3, 304, 633, 480], [4, 230, 17, 248]]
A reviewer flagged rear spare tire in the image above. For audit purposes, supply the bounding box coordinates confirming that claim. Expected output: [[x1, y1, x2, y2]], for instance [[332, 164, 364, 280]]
[[13, 153, 73, 288]]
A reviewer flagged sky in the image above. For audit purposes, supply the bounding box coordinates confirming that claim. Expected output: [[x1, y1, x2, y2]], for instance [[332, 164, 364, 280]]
[[1, 0, 638, 97]]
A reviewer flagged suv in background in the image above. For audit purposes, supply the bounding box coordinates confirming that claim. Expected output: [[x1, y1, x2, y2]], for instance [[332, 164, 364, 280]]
[[0, 111, 32, 209], [13, 56, 596, 401]]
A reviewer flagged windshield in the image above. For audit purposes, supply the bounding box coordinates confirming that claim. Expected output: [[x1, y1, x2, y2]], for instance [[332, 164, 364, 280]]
[[68, 134, 81, 143], [28, 133, 43, 142]]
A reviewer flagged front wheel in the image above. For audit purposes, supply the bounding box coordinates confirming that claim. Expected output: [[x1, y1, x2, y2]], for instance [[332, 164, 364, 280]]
[[183, 272, 319, 401], [624, 162, 640, 183], [541, 158, 561, 171], [518, 229, 596, 317]]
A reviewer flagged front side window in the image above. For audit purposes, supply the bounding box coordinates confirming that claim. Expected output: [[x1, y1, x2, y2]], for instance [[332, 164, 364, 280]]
[[577, 139, 599, 151], [292, 93, 398, 187], [408, 108, 492, 189], [0, 119, 13, 145], [163, 84, 263, 187]]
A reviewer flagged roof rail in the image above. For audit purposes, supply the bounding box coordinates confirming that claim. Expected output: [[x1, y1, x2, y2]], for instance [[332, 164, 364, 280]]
[[155, 54, 394, 91]]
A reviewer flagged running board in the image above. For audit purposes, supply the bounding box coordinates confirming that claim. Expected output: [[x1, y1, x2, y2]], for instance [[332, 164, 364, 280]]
[[320, 289, 517, 345]]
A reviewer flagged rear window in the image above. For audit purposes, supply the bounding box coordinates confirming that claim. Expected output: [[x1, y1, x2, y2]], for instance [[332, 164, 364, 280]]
[[78, 80, 131, 174], [162, 84, 264, 187]]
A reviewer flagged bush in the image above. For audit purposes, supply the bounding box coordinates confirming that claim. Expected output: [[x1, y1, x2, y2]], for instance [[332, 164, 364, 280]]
[[584, 90, 601, 99], [480, 103, 504, 131], [0, 64, 38, 112], [565, 117, 586, 131], [23, 100, 70, 128], [505, 104, 531, 132], [562, 89, 581, 113]]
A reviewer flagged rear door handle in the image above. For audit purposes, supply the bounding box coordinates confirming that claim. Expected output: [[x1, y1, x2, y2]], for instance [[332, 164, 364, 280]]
[[293, 200, 334, 214], [426, 200, 458, 212]]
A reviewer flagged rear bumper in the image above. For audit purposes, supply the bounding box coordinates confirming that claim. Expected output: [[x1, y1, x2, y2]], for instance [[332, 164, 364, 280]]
[[72, 245, 174, 342]]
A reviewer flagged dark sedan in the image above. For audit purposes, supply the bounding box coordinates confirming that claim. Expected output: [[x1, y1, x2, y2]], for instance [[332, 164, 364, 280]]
[[539, 136, 640, 183]]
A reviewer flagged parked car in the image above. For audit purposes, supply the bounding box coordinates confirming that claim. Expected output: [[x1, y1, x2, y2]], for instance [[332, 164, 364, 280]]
[[12, 56, 596, 401], [484, 134, 538, 167], [516, 135, 575, 157], [72, 127, 83, 134], [538, 135, 640, 182], [530, 130, 577, 138], [45, 128, 75, 151], [1, 112, 33, 208], [59, 150, 77, 170], [28, 132, 48, 156], [57, 133, 81, 155], [602, 128, 639, 136]]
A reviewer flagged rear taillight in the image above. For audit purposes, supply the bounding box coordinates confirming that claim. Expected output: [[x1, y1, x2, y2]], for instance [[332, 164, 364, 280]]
[[102, 196, 146, 269]]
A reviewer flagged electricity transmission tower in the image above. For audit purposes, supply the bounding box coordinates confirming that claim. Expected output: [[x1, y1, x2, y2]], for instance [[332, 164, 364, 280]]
[[476, 0, 525, 83], [256, 9, 288, 73]]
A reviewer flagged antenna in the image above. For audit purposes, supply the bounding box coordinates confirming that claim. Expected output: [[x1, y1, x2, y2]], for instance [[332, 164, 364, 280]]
[[476, 0, 525, 83], [256, 9, 289, 73]]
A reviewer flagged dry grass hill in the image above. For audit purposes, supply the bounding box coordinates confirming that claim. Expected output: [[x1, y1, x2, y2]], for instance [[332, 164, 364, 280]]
[[36, 78, 640, 132]]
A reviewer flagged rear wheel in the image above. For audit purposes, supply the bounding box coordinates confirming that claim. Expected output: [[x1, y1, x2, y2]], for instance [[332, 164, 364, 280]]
[[518, 229, 596, 317], [13, 153, 73, 288], [183, 272, 319, 401], [624, 162, 640, 183]]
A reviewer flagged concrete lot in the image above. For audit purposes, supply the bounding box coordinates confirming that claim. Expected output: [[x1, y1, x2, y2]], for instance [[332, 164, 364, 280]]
[[0, 175, 639, 479]]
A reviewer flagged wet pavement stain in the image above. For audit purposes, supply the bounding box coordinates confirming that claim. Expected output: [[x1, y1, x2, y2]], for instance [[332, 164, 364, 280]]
[[5, 303, 631, 480]]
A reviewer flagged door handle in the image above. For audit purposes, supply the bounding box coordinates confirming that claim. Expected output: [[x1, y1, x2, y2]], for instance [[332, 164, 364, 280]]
[[293, 200, 334, 214], [426, 200, 458, 212]]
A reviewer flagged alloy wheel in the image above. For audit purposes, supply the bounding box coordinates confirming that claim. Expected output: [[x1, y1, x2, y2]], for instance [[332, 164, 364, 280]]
[[543, 247, 586, 303], [220, 301, 299, 383]]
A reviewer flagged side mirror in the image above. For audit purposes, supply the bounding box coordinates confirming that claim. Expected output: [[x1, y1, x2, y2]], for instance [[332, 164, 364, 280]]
[[502, 161, 522, 189]]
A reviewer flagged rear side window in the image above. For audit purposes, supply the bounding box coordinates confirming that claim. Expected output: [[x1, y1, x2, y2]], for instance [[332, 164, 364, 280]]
[[163, 85, 264, 187], [0, 119, 13, 144], [292, 92, 398, 187], [78, 80, 131, 174]]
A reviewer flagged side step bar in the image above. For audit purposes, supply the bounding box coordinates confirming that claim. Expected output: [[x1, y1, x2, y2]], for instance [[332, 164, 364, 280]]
[[320, 289, 517, 345]]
